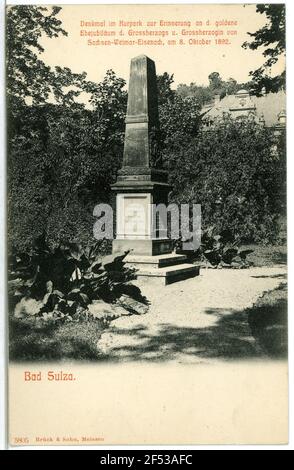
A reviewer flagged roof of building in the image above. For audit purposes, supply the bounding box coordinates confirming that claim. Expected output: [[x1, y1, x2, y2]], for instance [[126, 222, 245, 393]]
[[201, 89, 286, 127]]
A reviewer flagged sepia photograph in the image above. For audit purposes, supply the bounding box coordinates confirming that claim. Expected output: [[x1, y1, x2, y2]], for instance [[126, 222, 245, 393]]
[[5, 1, 288, 446]]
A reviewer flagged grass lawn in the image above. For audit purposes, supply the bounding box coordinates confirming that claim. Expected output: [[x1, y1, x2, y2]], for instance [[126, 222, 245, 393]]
[[242, 244, 287, 267], [9, 315, 108, 361]]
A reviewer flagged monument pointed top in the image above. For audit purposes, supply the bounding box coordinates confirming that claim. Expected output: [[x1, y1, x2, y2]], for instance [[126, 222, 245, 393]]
[[132, 54, 151, 60], [125, 54, 158, 125], [121, 54, 160, 169]]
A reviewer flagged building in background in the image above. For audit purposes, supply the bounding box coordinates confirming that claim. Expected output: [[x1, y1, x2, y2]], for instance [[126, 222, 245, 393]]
[[201, 89, 286, 134]]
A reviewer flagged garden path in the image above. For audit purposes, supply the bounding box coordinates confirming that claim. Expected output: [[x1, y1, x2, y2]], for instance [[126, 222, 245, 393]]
[[97, 266, 287, 363]]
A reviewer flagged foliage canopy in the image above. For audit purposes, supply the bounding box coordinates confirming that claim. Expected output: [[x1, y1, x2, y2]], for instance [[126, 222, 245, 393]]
[[7, 5, 286, 253]]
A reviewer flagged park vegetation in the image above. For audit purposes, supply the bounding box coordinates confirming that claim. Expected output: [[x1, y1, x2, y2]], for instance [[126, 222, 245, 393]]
[[7, 5, 286, 359]]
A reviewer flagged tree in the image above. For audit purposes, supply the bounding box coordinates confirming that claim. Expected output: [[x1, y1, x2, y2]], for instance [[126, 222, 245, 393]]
[[176, 73, 249, 106], [242, 4, 285, 94], [208, 72, 223, 91], [7, 5, 65, 104], [177, 83, 214, 106], [159, 95, 200, 152], [208, 72, 239, 98], [8, 69, 127, 251], [226, 78, 238, 95], [6, 5, 88, 112], [156, 72, 175, 105], [7, 5, 127, 251]]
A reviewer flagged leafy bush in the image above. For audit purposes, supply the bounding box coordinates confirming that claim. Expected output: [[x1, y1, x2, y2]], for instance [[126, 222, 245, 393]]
[[175, 226, 253, 268], [8, 234, 146, 322], [8, 74, 126, 252], [199, 227, 253, 268]]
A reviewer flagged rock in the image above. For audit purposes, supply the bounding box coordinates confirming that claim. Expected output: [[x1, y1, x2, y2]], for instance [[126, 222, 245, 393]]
[[88, 300, 120, 320], [112, 304, 132, 317], [14, 297, 43, 318], [220, 261, 232, 268], [231, 261, 242, 268], [88, 294, 148, 321], [88, 298, 138, 320], [117, 294, 149, 315]]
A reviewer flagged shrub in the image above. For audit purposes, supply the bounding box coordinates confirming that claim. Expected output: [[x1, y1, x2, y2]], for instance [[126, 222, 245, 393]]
[[199, 227, 253, 268], [168, 117, 286, 244], [8, 234, 146, 322]]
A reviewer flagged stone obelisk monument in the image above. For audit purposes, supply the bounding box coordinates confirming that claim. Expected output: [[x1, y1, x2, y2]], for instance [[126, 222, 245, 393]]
[[111, 55, 199, 284]]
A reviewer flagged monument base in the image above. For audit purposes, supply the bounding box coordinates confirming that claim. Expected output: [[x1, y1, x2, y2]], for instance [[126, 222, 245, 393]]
[[125, 252, 200, 285], [113, 238, 173, 256]]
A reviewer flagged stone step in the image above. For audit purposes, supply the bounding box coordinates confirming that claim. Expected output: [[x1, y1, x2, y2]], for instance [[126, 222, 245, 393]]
[[135, 263, 200, 285], [126, 253, 187, 268]]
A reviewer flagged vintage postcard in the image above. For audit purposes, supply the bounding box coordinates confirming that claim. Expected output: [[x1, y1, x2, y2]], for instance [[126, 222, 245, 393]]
[[6, 2, 287, 446]]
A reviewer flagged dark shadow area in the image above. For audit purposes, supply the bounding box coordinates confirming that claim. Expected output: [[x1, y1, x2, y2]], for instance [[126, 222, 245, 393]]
[[251, 274, 287, 279], [247, 285, 288, 359], [271, 251, 287, 265], [9, 316, 106, 361]]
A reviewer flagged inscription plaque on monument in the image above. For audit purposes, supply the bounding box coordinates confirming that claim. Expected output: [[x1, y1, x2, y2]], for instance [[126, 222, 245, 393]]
[[116, 194, 150, 239]]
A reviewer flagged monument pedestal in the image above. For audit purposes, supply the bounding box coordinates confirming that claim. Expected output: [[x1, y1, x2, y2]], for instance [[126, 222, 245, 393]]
[[112, 171, 200, 284], [111, 169, 172, 256]]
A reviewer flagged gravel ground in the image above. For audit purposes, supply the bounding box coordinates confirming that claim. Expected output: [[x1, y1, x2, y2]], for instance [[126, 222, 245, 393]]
[[97, 266, 287, 363]]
